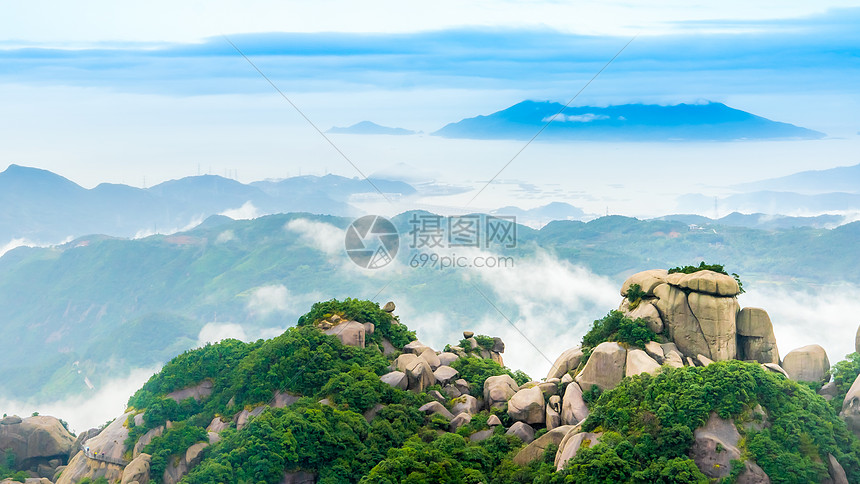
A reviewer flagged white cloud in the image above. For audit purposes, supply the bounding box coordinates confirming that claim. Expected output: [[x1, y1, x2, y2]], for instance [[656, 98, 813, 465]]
[[132, 216, 205, 239], [285, 218, 345, 256], [741, 283, 860, 366], [0, 238, 32, 257], [464, 250, 619, 379], [247, 284, 291, 317], [220, 201, 259, 220], [197, 322, 247, 346], [215, 230, 236, 243], [542, 113, 610, 123], [0, 366, 159, 435]]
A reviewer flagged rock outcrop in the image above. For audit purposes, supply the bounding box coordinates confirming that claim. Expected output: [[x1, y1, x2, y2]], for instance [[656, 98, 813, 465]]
[[484, 374, 519, 410], [513, 425, 575, 466], [506, 422, 535, 444], [380, 370, 408, 390], [561, 382, 589, 425], [555, 430, 601, 471], [840, 375, 860, 438], [166, 379, 213, 403], [57, 412, 133, 484], [782, 345, 830, 383], [736, 308, 780, 364], [507, 386, 545, 425], [120, 453, 151, 484], [856, 325, 860, 354], [625, 349, 661, 377], [324, 320, 366, 348], [575, 342, 626, 392], [690, 412, 770, 482], [546, 347, 584, 380], [645, 270, 741, 360], [450, 395, 479, 416], [0, 415, 75, 477]]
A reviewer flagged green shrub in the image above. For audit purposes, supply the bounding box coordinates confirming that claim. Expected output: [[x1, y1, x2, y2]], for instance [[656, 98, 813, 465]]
[[297, 298, 416, 348], [581, 310, 657, 351], [624, 283, 647, 308], [449, 357, 529, 397], [830, 352, 860, 411]]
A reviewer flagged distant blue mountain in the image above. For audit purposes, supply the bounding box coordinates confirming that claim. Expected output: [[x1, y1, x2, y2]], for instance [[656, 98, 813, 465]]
[[656, 212, 846, 230], [493, 202, 586, 223], [327, 121, 417, 136], [734, 163, 860, 193], [677, 191, 860, 215], [0, 165, 416, 244], [433, 101, 824, 141]]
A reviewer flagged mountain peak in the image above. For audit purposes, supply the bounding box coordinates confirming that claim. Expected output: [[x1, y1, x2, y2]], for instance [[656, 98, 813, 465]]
[[433, 101, 824, 141], [327, 121, 417, 136]]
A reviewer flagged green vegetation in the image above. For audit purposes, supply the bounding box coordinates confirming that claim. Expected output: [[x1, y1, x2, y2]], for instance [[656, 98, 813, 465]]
[[50, 295, 860, 483], [623, 283, 647, 309], [579, 361, 860, 483], [581, 310, 657, 352], [829, 352, 860, 412], [144, 423, 209, 479], [361, 432, 521, 484], [297, 298, 416, 348], [3, 212, 859, 399]]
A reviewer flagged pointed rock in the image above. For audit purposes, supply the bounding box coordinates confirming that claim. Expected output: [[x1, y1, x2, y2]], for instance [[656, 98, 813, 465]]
[[546, 346, 584, 380], [561, 382, 589, 426]]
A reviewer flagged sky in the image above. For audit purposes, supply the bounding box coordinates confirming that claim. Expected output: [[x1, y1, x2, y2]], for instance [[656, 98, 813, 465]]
[[2, 1, 860, 429], [0, 1, 858, 219]]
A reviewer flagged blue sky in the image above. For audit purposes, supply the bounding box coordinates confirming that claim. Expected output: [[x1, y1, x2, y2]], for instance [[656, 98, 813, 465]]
[[2, 9, 858, 97]]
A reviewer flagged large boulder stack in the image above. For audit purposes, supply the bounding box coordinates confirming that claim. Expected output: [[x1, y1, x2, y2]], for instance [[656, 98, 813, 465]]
[[620, 269, 793, 364], [0, 415, 75, 479], [782, 345, 830, 384], [0, 415, 75, 477], [656, 271, 740, 360]]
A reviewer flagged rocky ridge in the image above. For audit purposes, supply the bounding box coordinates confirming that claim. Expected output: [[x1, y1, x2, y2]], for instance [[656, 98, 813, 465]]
[[4, 272, 860, 483]]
